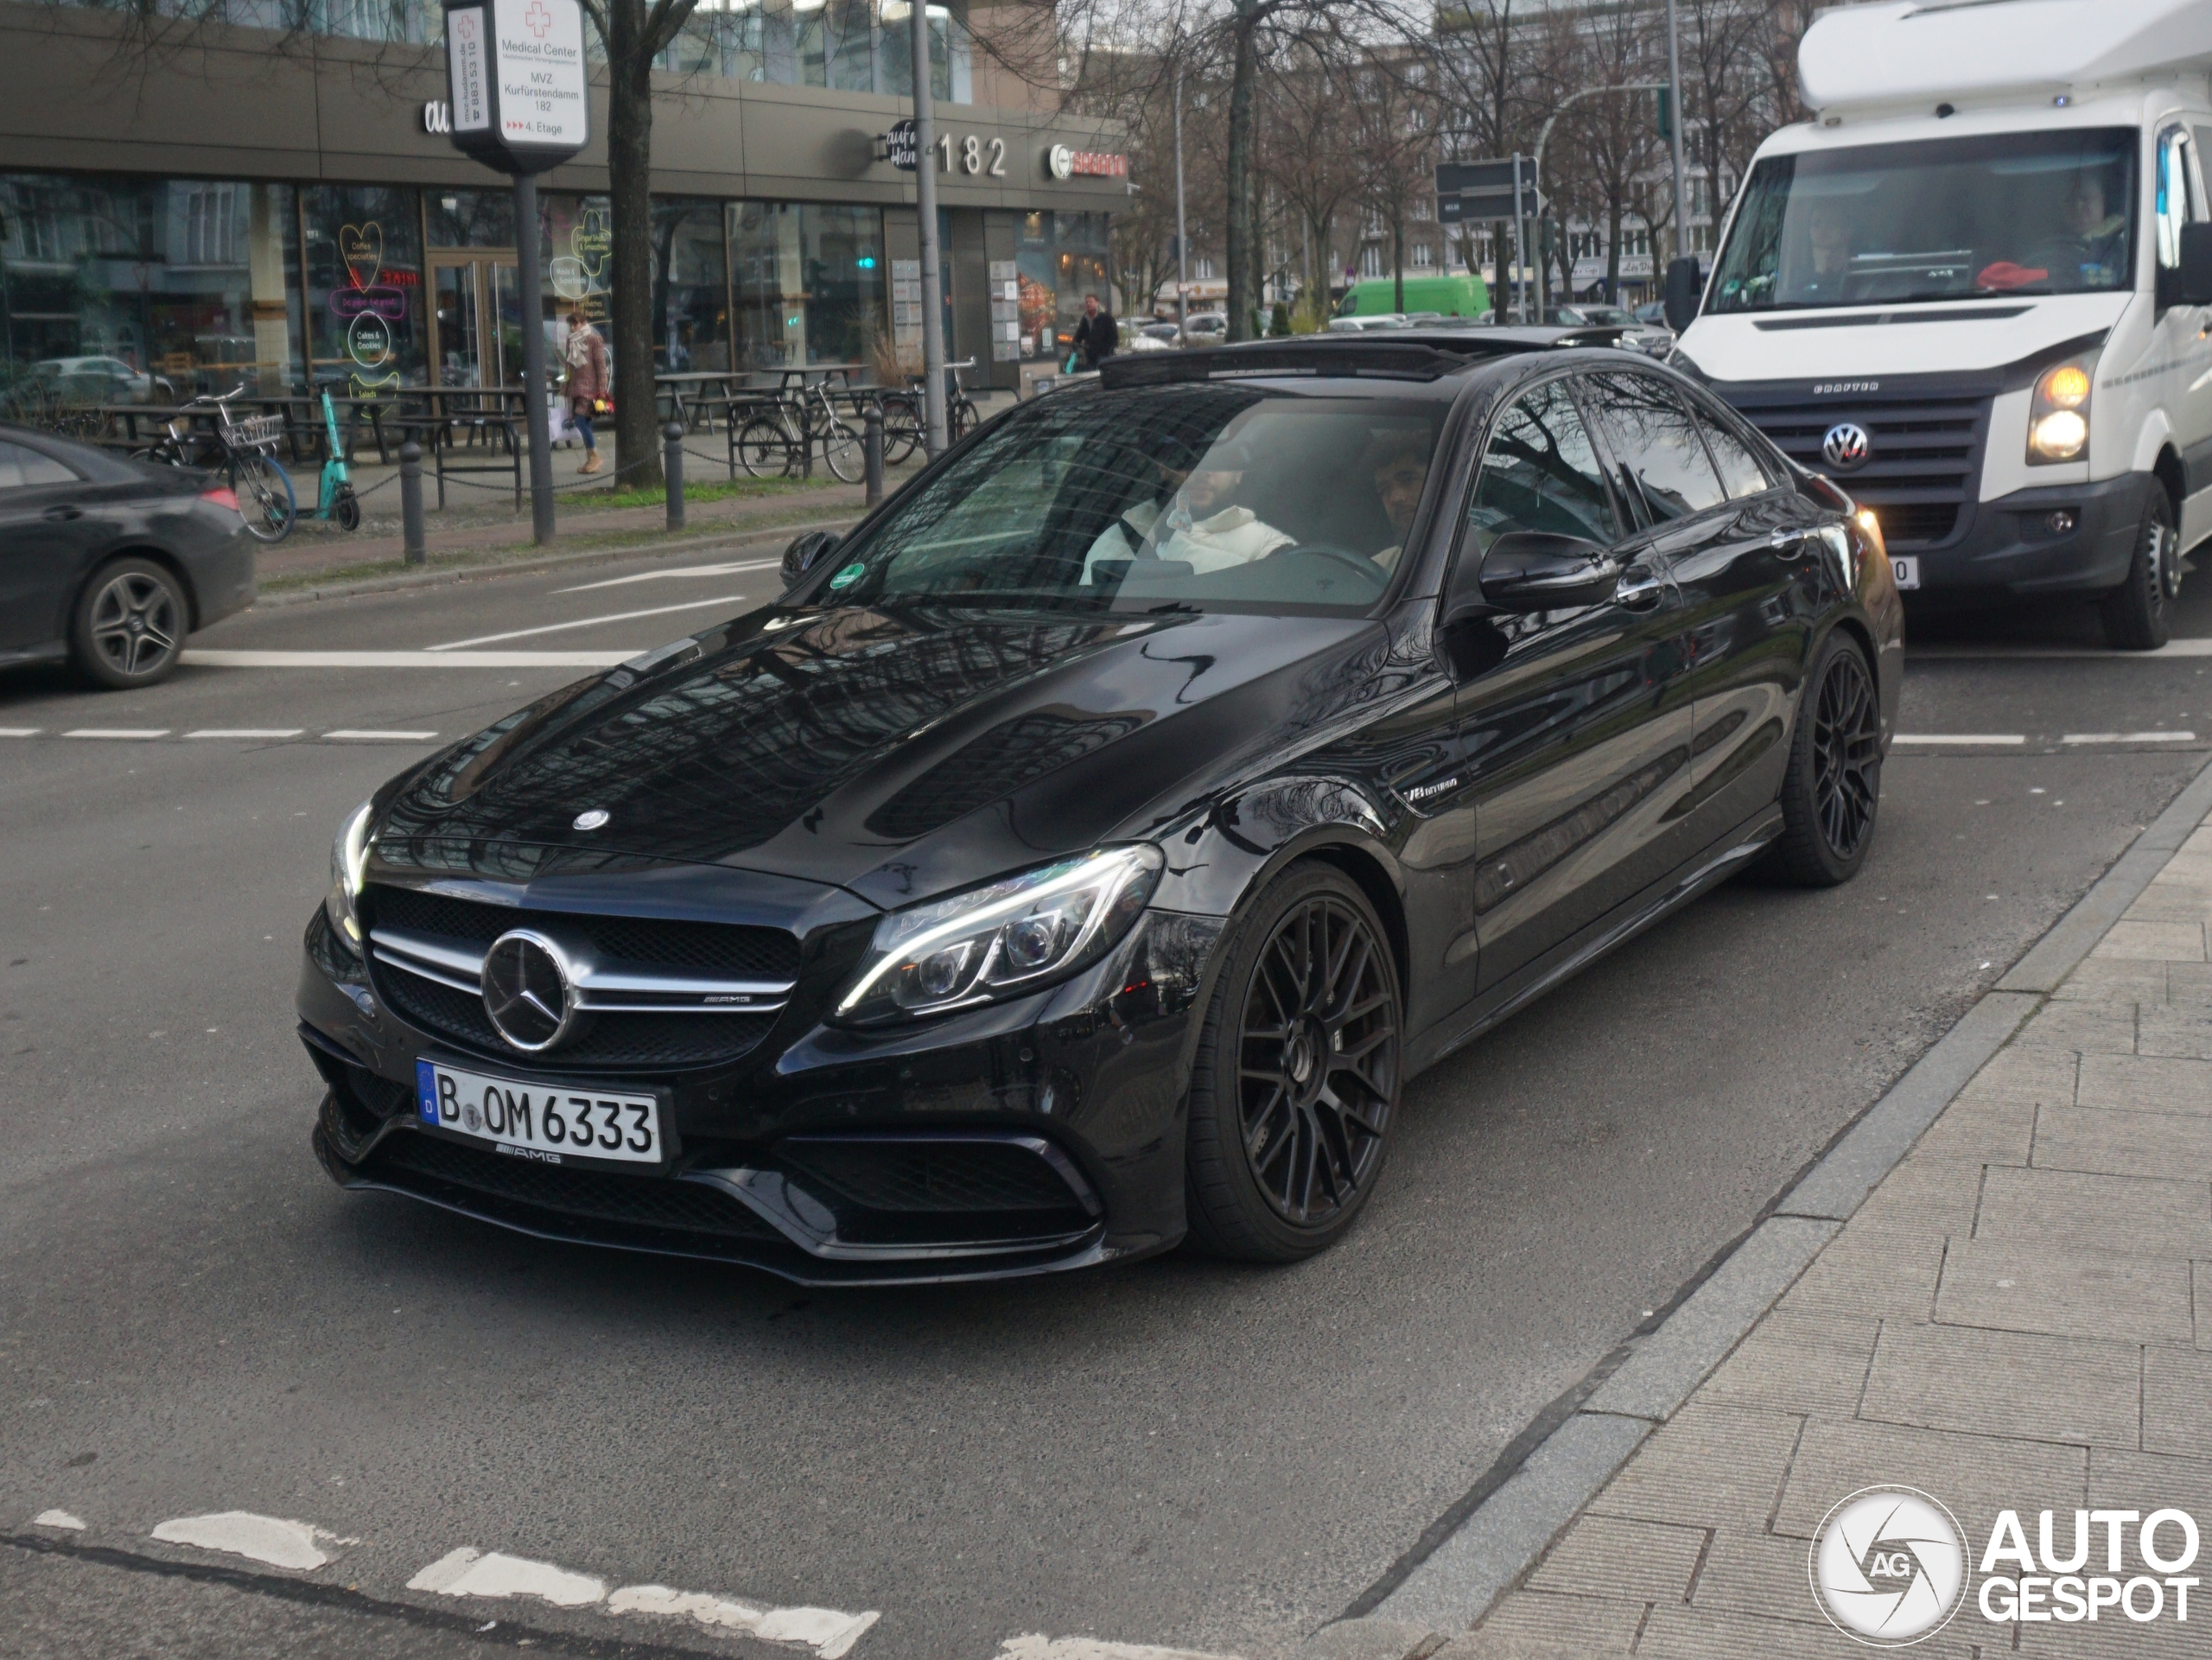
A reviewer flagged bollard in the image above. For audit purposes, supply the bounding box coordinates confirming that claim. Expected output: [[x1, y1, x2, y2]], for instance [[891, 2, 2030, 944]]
[[664, 421, 685, 532], [863, 398, 884, 506], [400, 440, 426, 566]]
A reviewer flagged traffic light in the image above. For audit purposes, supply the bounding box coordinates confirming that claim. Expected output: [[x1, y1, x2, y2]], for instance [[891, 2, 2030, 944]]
[[1656, 86, 1674, 142]]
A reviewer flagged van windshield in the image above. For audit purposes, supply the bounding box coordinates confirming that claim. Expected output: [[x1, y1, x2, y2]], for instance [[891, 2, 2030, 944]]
[[1709, 128, 2138, 312]]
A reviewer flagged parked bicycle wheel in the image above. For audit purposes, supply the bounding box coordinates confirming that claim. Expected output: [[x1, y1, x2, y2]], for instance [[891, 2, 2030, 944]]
[[735, 415, 794, 479], [819, 418, 863, 483], [881, 398, 923, 464], [230, 449, 296, 543], [950, 398, 979, 442]]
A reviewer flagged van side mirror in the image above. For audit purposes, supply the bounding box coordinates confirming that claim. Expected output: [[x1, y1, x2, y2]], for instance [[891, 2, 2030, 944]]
[[782, 530, 842, 588], [2163, 224, 2212, 308], [1662, 257, 1703, 332], [1442, 531, 1620, 626]]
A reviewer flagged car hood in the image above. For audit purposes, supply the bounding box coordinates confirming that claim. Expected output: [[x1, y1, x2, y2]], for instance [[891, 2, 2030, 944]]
[[374, 603, 1383, 911], [1678, 291, 2130, 383]]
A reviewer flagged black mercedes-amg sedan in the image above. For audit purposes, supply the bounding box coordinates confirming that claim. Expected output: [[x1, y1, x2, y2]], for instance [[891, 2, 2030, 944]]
[[298, 331, 1903, 1284]]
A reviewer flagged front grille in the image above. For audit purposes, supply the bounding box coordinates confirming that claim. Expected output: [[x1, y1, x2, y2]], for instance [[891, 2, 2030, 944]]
[[363, 885, 800, 980], [369, 1129, 782, 1242], [377, 968, 777, 1069], [1726, 389, 1993, 548], [778, 1137, 1092, 1214]]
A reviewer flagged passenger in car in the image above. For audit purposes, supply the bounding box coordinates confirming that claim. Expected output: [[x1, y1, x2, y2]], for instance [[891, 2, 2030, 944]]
[[1365, 427, 1433, 572]]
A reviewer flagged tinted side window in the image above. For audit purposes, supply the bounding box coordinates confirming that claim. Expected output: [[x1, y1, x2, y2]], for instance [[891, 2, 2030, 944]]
[[0, 442, 76, 489], [1583, 373, 1728, 522], [1689, 401, 1775, 499], [1465, 380, 1622, 554]]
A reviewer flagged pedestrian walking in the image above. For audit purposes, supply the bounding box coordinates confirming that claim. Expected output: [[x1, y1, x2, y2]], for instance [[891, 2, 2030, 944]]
[[563, 310, 609, 476], [1073, 293, 1117, 370]]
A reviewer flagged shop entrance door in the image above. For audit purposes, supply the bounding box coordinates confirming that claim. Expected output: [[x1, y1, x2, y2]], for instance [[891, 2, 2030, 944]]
[[429, 253, 522, 387]]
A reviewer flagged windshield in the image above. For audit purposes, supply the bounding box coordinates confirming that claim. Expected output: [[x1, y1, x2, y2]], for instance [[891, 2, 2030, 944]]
[[807, 386, 1444, 616], [1709, 128, 2138, 311]]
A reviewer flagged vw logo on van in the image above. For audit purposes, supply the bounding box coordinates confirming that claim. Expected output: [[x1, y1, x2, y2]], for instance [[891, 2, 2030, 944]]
[[1822, 422, 1873, 470]]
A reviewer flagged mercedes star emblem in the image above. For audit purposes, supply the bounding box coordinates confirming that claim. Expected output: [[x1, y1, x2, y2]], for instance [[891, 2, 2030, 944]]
[[572, 808, 610, 831], [480, 929, 578, 1053], [1821, 421, 1872, 470]]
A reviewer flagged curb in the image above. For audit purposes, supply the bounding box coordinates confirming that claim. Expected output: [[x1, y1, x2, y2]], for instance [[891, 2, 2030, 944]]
[[251, 514, 858, 608], [1294, 747, 2212, 1660]]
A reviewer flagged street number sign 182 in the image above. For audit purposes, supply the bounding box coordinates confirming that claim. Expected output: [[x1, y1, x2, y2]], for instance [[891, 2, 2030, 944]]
[[443, 0, 588, 175]]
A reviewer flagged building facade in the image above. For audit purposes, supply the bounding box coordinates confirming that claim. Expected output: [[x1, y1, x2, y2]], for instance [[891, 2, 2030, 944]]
[[0, 0, 1125, 403]]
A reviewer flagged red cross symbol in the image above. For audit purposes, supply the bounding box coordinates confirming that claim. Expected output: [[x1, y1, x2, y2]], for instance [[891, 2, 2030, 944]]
[[524, 0, 551, 36]]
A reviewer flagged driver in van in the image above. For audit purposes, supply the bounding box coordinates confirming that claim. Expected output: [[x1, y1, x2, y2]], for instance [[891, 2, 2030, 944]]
[[2026, 169, 2128, 289], [1787, 202, 1856, 303]]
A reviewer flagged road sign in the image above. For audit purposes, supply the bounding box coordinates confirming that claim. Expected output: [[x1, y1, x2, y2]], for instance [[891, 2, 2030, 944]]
[[443, 0, 588, 176], [1436, 157, 1539, 223]]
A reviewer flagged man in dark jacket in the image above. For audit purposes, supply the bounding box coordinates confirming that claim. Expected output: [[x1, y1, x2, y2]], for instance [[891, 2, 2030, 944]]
[[1073, 293, 1117, 368]]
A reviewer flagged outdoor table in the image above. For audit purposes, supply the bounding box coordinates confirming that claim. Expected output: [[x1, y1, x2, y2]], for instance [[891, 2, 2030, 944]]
[[395, 386, 529, 510], [654, 371, 748, 433]]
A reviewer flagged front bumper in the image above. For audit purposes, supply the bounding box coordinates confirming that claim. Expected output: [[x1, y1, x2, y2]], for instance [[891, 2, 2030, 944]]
[[1897, 472, 2150, 601], [297, 905, 1224, 1285]]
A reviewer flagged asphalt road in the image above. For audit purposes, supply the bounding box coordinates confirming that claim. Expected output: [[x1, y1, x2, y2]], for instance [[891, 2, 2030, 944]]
[[4, 550, 2212, 1660]]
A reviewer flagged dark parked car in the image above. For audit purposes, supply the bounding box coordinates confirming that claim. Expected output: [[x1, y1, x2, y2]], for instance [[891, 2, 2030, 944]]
[[299, 331, 1902, 1284], [0, 423, 254, 687]]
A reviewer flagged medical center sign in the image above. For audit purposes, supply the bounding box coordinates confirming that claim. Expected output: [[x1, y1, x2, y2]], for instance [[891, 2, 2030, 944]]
[[443, 0, 588, 174]]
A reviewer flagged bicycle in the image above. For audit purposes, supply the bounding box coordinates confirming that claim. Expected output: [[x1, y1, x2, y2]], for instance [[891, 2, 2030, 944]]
[[133, 385, 296, 543], [734, 376, 864, 483], [880, 357, 981, 463]]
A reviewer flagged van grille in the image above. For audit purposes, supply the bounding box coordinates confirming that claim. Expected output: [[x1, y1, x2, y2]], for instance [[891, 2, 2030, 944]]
[[1722, 388, 1993, 549]]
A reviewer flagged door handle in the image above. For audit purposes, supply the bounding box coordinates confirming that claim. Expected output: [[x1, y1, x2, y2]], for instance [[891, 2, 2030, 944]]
[[1766, 527, 1812, 557], [1616, 571, 1666, 608], [42, 505, 81, 521]]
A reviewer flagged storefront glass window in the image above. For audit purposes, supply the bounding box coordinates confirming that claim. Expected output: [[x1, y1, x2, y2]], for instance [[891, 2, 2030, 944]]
[[730, 202, 884, 373], [878, 1, 955, 101], [653, 199, 730, 371], [0, 175, 302, 403], [426, 189, 516, 250], [1013, 211, 1111, 363], [657, 0, 765, 80], [303, 184, 427, 395]]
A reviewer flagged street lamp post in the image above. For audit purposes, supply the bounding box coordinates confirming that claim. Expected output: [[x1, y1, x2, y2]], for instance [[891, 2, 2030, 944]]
[[1664, 0, 1690, 267], [911, 0, 947, 455], [1529, 80, 1666, 314], [1174, 59, 1189, 348]]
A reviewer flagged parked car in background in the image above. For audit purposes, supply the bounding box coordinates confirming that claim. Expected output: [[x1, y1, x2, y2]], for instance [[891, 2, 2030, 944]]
[[1182, 311, 1229, 343], [0, 423, 253, 687], [1633, 301, 1669, 328], [1548, 303, 1674, 357], [32, 356, 175, 406]]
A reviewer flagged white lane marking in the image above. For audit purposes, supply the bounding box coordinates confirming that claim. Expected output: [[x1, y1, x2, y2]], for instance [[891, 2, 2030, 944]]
[[62, 728, 169, 740], [427, 595, 747, 652], [33, 1510, 86, 1530], [2062, 730, 2197, 743], [181, 650, 632, 669], [408, 1547, 604, 1607], [322, 729, 441, 741], [992, 1646, 1243, 1660], [556, 557, 780, 594], [150, 1511, 340, 1570], [0, 727, 41, 737], [1890, 734, 2024, 746], [1911, 639, 2212, 659], [186, 728, 305, 740], [609, 1585, 880, 1657]]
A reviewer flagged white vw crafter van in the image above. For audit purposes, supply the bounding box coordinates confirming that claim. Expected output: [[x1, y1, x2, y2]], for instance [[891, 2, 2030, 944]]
[[1668, 0, 2212, 649]]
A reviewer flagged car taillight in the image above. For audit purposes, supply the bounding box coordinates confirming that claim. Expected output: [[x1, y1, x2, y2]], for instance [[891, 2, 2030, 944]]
[[200, 487, 242, 516]]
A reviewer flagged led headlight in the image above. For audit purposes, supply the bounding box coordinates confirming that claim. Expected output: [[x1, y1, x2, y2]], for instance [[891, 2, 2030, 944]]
[[325, 800, 374, 946], [835, 844, 1165, 1025], [2028, 354, 2095, 464]]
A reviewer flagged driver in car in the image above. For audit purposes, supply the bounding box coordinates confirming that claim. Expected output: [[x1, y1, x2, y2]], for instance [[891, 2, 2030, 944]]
[[1365, 428, 1432, 574], [1087, 435, 1295, 576]]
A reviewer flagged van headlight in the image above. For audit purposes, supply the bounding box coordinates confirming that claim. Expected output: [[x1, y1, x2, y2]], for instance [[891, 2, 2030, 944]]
[[833, 845, 1164, 1025], [2028, 354, 2095, 464], [325, 800, 374, 946]]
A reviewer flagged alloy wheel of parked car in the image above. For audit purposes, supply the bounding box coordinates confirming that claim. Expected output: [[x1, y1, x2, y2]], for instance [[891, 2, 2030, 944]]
[[1185, 864, 1402, 1261], [72, 557, 186, 689], [1768, 633, 1881, 887]]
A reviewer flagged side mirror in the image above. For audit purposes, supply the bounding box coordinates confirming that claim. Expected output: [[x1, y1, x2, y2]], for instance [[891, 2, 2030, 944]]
[[1662, 257, 1703, 332], [782, 529, 842, 588], [1444, 531, 1619, 626], [2163, 223, 2212, 308]]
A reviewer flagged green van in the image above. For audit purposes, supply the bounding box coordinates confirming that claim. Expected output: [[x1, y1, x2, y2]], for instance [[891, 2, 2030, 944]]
[[1335, 273, 1491, 320]]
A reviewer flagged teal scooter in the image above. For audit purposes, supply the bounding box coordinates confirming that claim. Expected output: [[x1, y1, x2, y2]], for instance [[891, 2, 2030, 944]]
[[309, 390, 362, 531]]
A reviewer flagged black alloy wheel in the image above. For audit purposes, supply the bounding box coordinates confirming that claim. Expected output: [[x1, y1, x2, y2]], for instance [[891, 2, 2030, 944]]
[[2101, 487, 2179, 652], [1185, 862, 1402, 1261], [71, 557, 188, 689], [1768, 631, 1882, 887]]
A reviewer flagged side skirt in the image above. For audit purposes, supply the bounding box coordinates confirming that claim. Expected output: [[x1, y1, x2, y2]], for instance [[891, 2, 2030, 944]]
[[1405, 805, 1786, 1078]]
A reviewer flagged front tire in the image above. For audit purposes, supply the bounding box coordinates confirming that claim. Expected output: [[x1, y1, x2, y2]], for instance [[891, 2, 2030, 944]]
[[1768, 631, 1882, 887], [71, 557, 188, 689], [230, 451, 296, 543], [819, 419, 862, 483], [2101, 487, 2179, 652], [1184, 862, 1402, 1262]]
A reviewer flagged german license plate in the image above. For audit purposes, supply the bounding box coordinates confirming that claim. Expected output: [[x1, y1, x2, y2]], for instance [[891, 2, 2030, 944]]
[[415, 1059, 664, 1166], [1891, 555, 1920, 590]]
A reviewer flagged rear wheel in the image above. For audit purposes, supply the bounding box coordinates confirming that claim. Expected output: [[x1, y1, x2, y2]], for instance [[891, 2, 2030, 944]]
[[2101, 487, 2179, 652], [1767, 631, 1882, 887], [735, 416, 792, 479], [71, 557, 187, 689], [333, 485, 362, 531], [881, 398, 922, 464], [949, 397, 979, 442], [1184, 862, 1402, 1262], [818, 418, 863, 483]]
